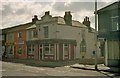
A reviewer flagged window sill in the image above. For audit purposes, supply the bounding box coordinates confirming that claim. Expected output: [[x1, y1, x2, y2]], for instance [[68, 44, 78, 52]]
[[111, 30, 120, 32], [44, 54, 54, 55]]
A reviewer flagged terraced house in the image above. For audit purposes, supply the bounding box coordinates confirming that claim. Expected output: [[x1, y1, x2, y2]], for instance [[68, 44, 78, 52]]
[[2, 16, 38, 59]]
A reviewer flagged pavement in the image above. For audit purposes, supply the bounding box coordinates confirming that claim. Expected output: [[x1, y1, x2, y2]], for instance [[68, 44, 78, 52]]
[[70, 64, 120, 75]]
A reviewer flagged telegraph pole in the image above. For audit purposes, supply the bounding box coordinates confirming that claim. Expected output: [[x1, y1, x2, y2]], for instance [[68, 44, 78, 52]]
[[95, 0, 98, 71]]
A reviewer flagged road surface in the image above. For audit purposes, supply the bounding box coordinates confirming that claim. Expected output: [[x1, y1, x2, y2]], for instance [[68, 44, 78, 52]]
[[1, 61, 116, 77]]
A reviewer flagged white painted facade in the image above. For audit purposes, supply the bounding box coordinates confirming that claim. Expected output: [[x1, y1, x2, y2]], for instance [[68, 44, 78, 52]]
[[33, 15, 101, 59]]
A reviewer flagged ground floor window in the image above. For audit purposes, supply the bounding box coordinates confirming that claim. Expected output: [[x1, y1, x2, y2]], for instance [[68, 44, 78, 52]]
[[18, 47, 22, 54], [44, 44, 49, 54], [108, 40, 120, 59], [7, 45, 13, 54], [50, 44, 54, 54], [64, 44, 69, 55], [44, 44, 54, 54], [28, 44, 35, 54]]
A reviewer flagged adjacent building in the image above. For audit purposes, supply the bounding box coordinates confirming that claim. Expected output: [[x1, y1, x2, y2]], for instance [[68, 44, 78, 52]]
[[97, 1, 120, 67], [2, 15, 38, 59]]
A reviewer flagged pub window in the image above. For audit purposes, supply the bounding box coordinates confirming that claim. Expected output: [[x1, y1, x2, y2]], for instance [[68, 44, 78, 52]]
[[64, 44, 69, 55], [50, 44, 54, 54], [44, 44, 49, 54]]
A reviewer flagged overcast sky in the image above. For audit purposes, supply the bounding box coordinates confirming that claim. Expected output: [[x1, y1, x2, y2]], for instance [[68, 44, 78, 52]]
[[1, 0, 118, 29]]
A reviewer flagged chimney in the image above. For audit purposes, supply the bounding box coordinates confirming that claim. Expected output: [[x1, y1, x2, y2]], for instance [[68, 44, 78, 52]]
[[32, 15, 38, 24], [41, 11, 52, 20], [64, 11, 72, 26], [45, 11, 50, 15], [82, 16, 91, 31]]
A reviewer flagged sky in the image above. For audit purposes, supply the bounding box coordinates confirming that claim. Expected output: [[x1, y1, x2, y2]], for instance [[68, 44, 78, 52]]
[[1, 0, 119, 29]]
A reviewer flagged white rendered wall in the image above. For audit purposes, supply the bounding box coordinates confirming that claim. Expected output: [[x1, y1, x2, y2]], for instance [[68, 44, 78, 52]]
[[48, 24, 97, 59]]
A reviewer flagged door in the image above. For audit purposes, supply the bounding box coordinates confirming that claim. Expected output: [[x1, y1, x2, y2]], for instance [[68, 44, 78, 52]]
[[39, 44, 43, 60], [59, 44, 63, 61], [39, 48, 42, 60]]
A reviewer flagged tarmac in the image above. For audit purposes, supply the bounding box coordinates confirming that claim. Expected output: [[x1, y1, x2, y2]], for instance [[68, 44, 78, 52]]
[[70, 64, 120, 74], [2, 58, 120, 76]]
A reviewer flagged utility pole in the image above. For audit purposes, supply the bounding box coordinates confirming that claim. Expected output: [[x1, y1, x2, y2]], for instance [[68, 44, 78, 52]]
[[95, 0, 98, 71]]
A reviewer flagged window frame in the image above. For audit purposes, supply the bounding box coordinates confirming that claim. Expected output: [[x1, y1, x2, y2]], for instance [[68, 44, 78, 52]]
[[18, 32, 22, 38], [18, 47, 22, 54], [50, 44, 54, 54], [111, 16, 119, 31], [43, 26, 48, 38], [27, 44, 35, 55], [44, 44, 49, 54], [33, 29, 38, 38], [64, 44, 69, 55]]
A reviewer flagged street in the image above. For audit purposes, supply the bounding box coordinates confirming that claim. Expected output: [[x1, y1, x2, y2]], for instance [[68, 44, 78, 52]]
[[1, 61, 115, 76]]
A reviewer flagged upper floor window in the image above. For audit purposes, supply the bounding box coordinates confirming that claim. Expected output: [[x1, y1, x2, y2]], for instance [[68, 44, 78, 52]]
[[33, 30, 38, 38], [7, 33, 13, 41], [80, 39, 86, 58], [18, 32, 22, 38], [80, 44, 86, 52], [43, 26, 48, 38], [111, 16, 119, 31]]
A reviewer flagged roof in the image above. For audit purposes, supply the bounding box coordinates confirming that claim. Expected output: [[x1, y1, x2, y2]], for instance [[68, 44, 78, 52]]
[[26, 24, 36, 29], [2, 22, 34, 34], [97, 1, 119, 13], [54, 16, 87, 28]]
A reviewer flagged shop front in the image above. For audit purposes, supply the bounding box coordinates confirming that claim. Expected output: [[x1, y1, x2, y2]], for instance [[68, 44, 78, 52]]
[[27, 39, 76, 61]]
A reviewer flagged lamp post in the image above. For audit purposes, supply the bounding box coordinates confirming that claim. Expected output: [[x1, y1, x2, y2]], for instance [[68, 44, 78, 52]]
[[95, 0, 98, 71]]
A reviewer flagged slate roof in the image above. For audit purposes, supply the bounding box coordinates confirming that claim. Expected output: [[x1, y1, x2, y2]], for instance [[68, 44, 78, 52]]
[[97, 1, 119, 13]]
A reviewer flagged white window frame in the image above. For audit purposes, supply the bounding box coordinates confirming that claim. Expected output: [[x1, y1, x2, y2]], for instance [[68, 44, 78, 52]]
[[44, 44, 49, 54], [43, 26, 48, 38], [32, 29, 38, 38], [64, 44, 69, 55], [28, 44, 35, 55], [18, 32, 22, 38], [111, 16, 119, 31]]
